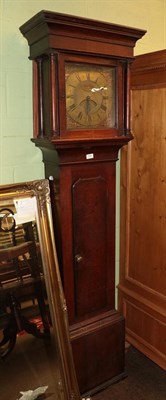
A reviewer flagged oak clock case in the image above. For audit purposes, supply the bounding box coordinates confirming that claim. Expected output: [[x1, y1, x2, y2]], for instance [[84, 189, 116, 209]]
[[20, 11, 146, 396]]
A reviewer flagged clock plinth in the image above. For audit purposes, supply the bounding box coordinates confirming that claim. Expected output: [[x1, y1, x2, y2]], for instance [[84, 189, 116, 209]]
[[20, 11, 146, 395], [70, 311, 125, 396]]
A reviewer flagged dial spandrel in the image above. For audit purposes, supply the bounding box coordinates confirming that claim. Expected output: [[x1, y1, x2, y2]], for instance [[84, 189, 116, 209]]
[[65, 63, 116, 130]]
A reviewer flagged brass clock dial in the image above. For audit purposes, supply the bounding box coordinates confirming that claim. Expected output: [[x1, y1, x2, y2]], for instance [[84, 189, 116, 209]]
[[65, 62, 116, 130]]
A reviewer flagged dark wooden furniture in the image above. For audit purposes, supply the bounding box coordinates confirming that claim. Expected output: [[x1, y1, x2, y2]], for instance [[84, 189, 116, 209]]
[[0, 210, 50, 358], [20, 11, 145, 395], [119, 50, 166, 370], [0, 241, 44, 358]]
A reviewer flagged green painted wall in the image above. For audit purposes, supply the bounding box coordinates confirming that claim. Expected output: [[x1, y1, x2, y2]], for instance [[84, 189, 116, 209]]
[[1, 0, 165, 185], [0, 0, 166, 302]]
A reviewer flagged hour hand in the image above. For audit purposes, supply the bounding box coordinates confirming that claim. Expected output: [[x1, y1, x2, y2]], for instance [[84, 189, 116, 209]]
[[85, 96, 91, 114], [84, 96, 97, 114]]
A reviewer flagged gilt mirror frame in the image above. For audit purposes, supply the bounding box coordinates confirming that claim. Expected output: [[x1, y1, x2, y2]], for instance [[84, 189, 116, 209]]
[[0, 179, 81, 400]]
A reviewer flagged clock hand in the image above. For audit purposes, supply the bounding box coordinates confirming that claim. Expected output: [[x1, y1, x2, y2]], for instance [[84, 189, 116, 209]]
[[68, 97, 98, 115], [85, 96, 98, 114], [85, 96, 91, 114], [91, 86, 107, 93]]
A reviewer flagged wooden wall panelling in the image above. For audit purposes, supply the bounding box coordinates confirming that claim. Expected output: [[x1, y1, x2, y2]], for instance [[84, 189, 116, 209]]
[[119, 50, 166, 370]]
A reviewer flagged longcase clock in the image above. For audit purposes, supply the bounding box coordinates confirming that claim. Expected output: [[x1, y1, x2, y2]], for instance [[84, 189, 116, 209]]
[[20, 11, 145, 395]]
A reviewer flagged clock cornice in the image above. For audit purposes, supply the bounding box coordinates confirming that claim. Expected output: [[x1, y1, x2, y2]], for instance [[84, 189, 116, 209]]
[[20, 10, 146, 60]]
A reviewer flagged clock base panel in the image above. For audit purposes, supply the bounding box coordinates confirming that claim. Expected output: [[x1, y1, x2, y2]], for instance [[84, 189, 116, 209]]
[[70, 310, 125, 395]]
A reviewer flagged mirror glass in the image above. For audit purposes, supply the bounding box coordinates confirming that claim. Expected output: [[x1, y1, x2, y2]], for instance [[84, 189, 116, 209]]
[[0, 180, 81, 400]]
